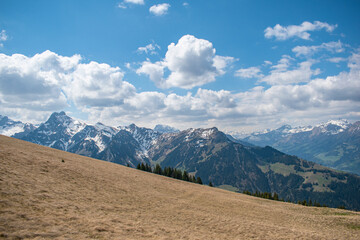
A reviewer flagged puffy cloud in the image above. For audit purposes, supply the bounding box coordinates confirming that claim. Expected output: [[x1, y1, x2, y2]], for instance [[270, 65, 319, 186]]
[[126, 91, 166, 112], [235, 67, 263, 79], [149, 3, 170, 16], [265, 21, 337, 40], [262, 54, 360, 110], [271, 55, 293, 71], [164, 35, 217, 88], [0, 50, 78, 112], [260, 52, 360, 113], [0, 50, 136, 121], [191, 89, 236, 110], [260, 57, 320, 85], [213, 56, 235, 74], [292, 41, 345, 57], [136, 60, 164, 83], [137, 43, 160, 55], [64, 61, 135, 108], [137, 35, 233, 89]]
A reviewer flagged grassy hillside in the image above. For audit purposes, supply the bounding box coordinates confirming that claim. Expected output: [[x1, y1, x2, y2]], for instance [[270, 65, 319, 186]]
[[1, 135, 360, 239]]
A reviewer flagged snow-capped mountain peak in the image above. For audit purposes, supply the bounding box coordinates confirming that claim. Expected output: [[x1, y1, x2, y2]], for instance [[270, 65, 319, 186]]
[[243, 119, 351, 139], [183, 127, 222, 142], [314, 119, 350, 135], [44, 111, 86, 136]]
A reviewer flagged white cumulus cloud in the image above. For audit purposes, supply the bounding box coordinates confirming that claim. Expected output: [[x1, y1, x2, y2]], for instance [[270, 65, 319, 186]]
[[136, 60, 165, 83], [265, 21, 337, 41], [64, 61, 135, 108], [0, 50, 136, 122], [0, 51, 78, 111], [137, 35, 233, 89], [149, 3, 170, 16]]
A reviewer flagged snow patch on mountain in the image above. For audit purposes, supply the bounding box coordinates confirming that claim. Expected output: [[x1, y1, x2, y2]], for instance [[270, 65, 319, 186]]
[[201, 128, 215, 139], [1, 125, 25, 136], [123, 124, 161, 156], [183, 127, 218, 142], [87, 134, 106, 152], [0, 115, 36, 137], [314, 119, 350, 135]]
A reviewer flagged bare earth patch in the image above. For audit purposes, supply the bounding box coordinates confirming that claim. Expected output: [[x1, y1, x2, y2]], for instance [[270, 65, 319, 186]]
[[0, 135, 359, 239]]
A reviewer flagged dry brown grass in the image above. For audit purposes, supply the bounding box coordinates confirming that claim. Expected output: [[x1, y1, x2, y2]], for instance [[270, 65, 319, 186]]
[[1, 135, 359, 239]]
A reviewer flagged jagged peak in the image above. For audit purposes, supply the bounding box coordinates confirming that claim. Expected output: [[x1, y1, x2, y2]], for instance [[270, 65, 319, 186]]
[[40, 112, 86, 138], [47, 111, 71, 123]]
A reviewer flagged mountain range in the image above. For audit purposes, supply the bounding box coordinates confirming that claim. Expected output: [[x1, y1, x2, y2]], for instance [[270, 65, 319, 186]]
[[1, 112, 360, 210], [241, 120, 360, 176]]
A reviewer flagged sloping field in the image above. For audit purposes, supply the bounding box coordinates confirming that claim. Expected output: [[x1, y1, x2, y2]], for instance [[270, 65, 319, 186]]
[[1, 135, 359, 239]]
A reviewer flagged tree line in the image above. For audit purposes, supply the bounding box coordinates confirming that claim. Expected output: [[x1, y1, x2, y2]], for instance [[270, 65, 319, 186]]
[[136, 162, 205, 185], [241, 190, 338, 208]]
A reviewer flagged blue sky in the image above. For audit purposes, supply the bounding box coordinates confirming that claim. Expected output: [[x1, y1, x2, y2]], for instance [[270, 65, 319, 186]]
[[0, 0, 359, 133]]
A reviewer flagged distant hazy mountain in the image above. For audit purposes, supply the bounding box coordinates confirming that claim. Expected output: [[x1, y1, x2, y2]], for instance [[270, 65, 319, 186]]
[[241, 120, 360, 175], [154, 124, 179, 133], [226, 134, 254, 147], [3, 112, 360, 210]]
